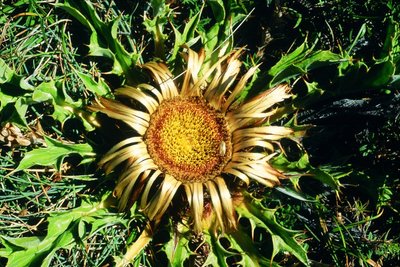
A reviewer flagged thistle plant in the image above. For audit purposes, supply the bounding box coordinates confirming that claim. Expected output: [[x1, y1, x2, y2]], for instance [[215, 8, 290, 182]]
[[2, 1, 399, 266], [90, 47, 292, 229], [89, 46, 306, 265]]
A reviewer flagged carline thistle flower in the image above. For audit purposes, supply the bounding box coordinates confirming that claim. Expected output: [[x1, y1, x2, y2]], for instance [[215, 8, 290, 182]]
[[89, 47, 293, 233]]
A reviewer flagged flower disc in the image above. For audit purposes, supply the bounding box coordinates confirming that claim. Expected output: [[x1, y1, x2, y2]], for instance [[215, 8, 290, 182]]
[[145, 97, 231, 183]]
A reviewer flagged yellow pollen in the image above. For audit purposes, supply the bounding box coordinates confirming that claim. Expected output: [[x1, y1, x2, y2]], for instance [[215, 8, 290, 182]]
[[145, 97, 231, 183]]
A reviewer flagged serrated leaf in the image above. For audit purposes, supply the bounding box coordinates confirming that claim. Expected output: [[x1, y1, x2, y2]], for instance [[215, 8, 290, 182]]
[[227, 232, 269, 266], [0, 58, 34, 91], [205, 234, 231, 267], [208, 0, 226, 23], [5, 97, 29, 127], [198, 0, 237, 66], [304, 80, 324, 97], [1, 194, 123, 267], [143, 1, 170, 59], [308, 168, 340, 190], [275, 186, 316, 202], [78, 220, 87, 239], [0, 59, 32, 125], [76, 72, 111, 96], [163, 232, 191, 267], [4, 249, 37, 267], [361, 59, 395, 88], [268, 41, 344, 87], [32, 80, 94, 129], [272, 153, 310, 171], [47, 213, 75, 237], [271, 152, 340, 190], [15, 136, 94, 172], [0, 58, 14, 84], [3, 227, 74, 267], [54, 2, 93, 30], [0, 89, 16, 110], [205, 230, 273, 267], [236, 195, 308, 266], [170, 7, 203, 62], [56, 1, 139, 82]]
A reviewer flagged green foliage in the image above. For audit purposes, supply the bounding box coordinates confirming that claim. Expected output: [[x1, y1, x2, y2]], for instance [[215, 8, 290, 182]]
[[143, 0, 171, 60], [267, 40, 345, 87], [162, 229, 191, 266], [1, 0, 400, 266], [0, 58, 33, 126], [55, 0, 141, 84], [0, 61, 97, 130], [272, 151, 342, 190], [15, 136, 94, 172], [236, 194, 308, 266], [169, 8, 203, 63], [0, 195, 129, 267], [32, 80, 94, 130], [205, 231, 271, 267], [76, 72, 111, 96]]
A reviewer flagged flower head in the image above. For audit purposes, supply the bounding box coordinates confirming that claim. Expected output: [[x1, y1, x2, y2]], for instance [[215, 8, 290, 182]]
[[90, 48, 293, 232]]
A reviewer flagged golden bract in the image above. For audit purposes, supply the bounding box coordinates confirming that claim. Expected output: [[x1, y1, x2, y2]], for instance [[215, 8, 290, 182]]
[[90, 47, 293, 233]]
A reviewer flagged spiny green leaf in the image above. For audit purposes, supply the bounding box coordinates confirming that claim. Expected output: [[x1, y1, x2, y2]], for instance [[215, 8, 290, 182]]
[[46, 213, 75, 238], [205, 234, 232, 267], [272, 153, 310, 171], [199, 1, 250, 68], [54, 1, 93, 30], [170, 6, 203, 63], [347, 23, 367, 55], [56, 0, 139, 82], [361, 59, 395, 88], [33, 80, 79, 123], [76, 72, 111, 96], [4, 249, 37, 267], [0, 58, 33, 91], [3, 223, 75, 267], [312, 169, 341, 190], [382, 19, 400, 62], [205, 230, 273, 267], [227, 232, 269, 266], [271, 152, 341, 190], [0, 59, 32, 125], [0, 88, 16, 111], [236, 195, 308, 266], [143, 1, 170, 59], [275, 186, 316, 202], [150, 0, 167, 17], [163, 231, 191, 267], [5, 97, 29, 127], [15, 136, 94, 172], [32, 79, 96, 130], [200, 0, 232, 65], [268, 40, 345, 87], [1, 194, 123, 267], [303, 80, 324, 98], [0, 58, 15, 85]]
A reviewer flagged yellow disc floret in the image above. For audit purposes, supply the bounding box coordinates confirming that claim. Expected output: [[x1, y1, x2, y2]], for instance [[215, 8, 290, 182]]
[[145, 97, 231, 183]]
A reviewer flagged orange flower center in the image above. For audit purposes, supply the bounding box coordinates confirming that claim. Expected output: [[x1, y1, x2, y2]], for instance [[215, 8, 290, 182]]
[[145, 97, 231, 183]]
